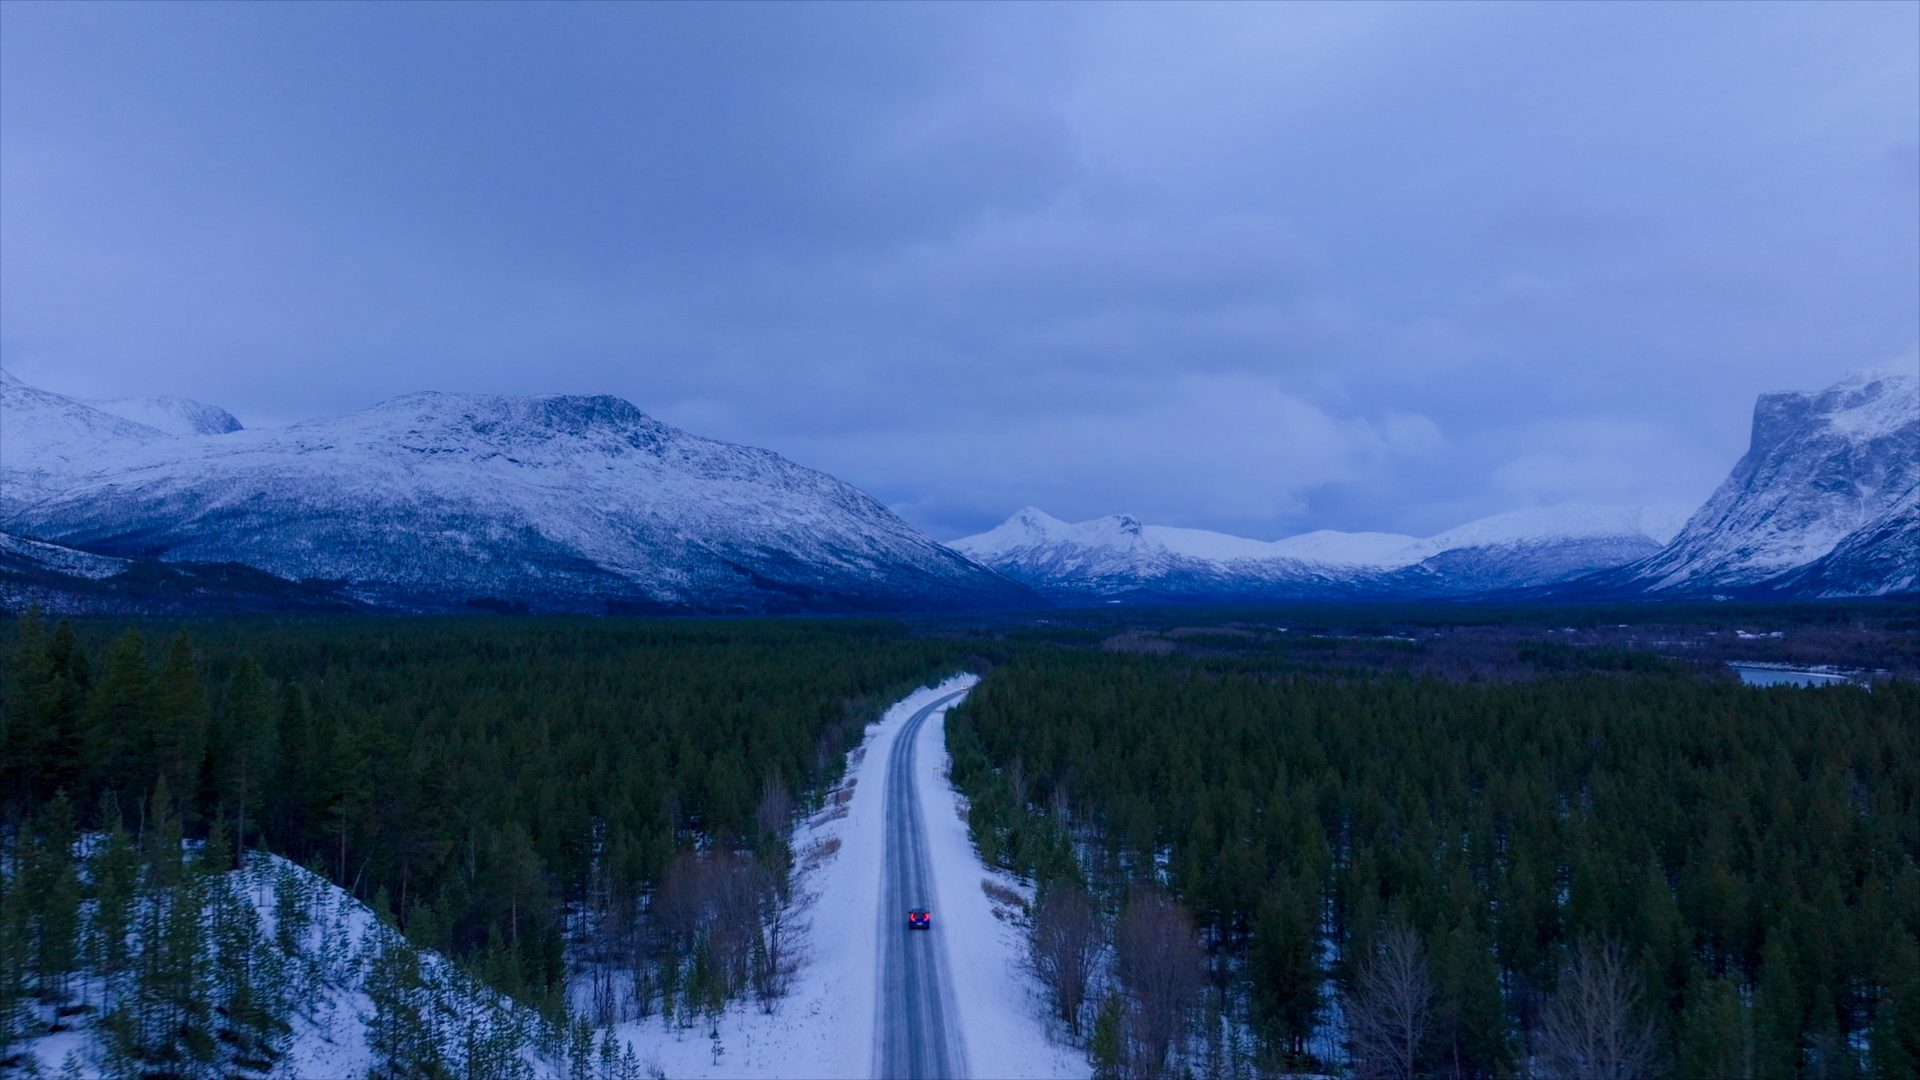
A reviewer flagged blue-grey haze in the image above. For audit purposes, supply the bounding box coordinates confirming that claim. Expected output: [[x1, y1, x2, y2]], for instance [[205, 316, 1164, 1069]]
[[2, 1, 1915, 540]]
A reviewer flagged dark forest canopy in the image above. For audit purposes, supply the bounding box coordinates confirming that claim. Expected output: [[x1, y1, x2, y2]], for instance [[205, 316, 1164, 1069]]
[[0, 612, 968, 1013], [948, 644, 1920, 1077], [3, 605, 1917, 1077]]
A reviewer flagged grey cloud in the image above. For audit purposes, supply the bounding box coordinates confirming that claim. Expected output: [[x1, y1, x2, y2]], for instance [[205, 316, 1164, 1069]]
[[3, 2, 1914, 540]]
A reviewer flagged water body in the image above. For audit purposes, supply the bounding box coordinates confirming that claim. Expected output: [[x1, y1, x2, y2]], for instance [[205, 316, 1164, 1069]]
[[1730, 664, 1851, 688]]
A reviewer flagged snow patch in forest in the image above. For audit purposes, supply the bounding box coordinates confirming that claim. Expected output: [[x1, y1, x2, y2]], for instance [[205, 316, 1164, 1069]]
[[8, 850, 553, 1077]]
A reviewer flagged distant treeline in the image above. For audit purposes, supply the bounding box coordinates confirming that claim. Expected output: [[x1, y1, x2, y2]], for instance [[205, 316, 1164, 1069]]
[[950, 647, 1920, 1078], [0, 612, 963, 1018]]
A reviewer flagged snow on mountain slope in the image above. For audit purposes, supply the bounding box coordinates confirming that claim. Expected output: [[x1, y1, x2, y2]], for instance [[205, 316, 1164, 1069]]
[[949, 508, 1421, 600], [87, 393, 244, 434], [1601, 366, 1918, 594], [1424, 503, 1688, 550], [1, 375, 1033, 613], [0, 529, 367, 617], [1, 367, 170, 507], [0, 529, 130, 580], [1404, 503, 1691, 595], [951, 502, 1686, 601], [1764, 476, 1920, 598], [961, 507, 1424, 569]]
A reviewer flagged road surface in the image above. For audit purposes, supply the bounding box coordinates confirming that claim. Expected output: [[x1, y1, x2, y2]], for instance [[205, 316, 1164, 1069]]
[[875, 688, 971, 1079]]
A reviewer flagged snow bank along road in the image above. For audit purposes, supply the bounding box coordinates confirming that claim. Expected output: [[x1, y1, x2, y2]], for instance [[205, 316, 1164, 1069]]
[[877, 688, 972, 1079], [607, 675, 1082, 1079]]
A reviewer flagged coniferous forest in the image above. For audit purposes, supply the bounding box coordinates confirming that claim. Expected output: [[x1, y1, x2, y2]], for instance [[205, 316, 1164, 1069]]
[[2, 606, 1917, 1077], [0, 612, 965, 1072], [948, 640, 1920, 1078]]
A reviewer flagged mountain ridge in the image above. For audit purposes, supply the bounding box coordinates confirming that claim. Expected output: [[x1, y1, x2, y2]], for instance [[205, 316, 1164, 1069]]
[[955, 367, 1916, 602], [0, 372, 1034, 614], [951, 501, 1688, 601]]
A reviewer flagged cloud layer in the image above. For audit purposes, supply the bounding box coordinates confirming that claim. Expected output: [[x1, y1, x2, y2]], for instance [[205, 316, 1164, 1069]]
[[3, 2, 1915, 539]]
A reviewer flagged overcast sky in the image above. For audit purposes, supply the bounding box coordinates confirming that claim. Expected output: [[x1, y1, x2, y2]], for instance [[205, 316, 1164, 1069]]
[[3, 2, 1915, 540]]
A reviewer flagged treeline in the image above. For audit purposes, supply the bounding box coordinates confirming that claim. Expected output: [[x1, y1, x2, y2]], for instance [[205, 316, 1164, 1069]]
[[949, 647, 1920, 1078], [0, 612, 961, 1023]]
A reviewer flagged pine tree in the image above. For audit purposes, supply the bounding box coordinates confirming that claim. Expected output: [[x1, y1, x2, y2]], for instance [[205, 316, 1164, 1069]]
[[1757, 930, 1806, 1077], [83, 630, 154, 812], [87, 808, 140, 1012], [307, 716, 370, 885], [214, 655, 276, 863], [121, 780, 217, 1074], [1249, 881, 1322, 1062], [26, 792, 83, 1009], [3, 607, 54, 815], [1867, 934, 1920, 1080], [367, 936, 445, 1079], [0, 833, 35, 1064], [270, 684, 314, 853], [1677, 972, 1754, 1080], [150, 632, 211, 829], [1090, 990, 1127, 1080], [565, 1013, 594, 1080]]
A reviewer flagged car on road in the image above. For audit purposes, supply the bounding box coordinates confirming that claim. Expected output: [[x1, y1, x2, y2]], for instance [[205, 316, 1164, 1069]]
[[907, 908, 931, 930]]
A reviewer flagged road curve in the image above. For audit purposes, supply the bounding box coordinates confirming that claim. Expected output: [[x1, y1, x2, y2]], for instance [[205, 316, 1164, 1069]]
[[875, 689, 971, 1079]]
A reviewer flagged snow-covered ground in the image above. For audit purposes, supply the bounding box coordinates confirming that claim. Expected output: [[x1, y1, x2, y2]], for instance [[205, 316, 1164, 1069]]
[[611, 674, 1087, 1079], [11, 850, 556, 1078]]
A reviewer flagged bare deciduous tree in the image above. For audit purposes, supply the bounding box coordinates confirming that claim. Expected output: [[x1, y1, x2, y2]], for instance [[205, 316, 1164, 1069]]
[[1534, 940, 1659, 1080], [1031, 884, 1104, 1039], [1346, 924, 1433, 1080], [1116, 890, 1206, 1077], [751, 863, 808, 1011], [656, 850, 791, 1005], [755, 777, 793, 843]]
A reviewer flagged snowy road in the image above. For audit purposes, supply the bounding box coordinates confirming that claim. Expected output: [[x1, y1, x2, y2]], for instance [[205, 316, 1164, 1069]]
[[876, 688, 972, 1079], [606, 675, 1079, 1080]]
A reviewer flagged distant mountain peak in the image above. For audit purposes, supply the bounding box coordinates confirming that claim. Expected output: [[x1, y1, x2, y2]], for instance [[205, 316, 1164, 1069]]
[[87, 394, 244, 436], [952, 501, 1678, 600]]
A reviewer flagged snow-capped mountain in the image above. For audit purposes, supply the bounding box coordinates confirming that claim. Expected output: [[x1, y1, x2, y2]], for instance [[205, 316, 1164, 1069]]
[[951, 502, 1687, 601], [1593, 366, 1917, 597], [1407, 504, 1689, 595], [0, 372, 1032, 613], [87, 393, 244, 434], [1, 367, 172, 507]]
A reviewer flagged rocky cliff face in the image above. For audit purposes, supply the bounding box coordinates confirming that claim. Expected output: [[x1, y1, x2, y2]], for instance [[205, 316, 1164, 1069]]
[[1597, 367, 1917, 596]]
